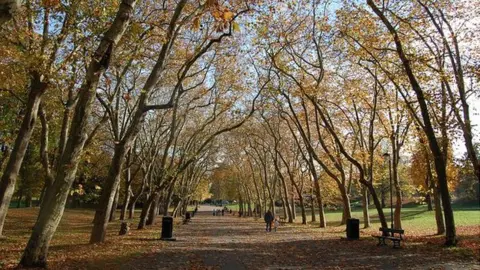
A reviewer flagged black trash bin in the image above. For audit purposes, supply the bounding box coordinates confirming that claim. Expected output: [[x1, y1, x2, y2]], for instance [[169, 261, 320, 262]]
[[161, 216, 175, 241], [185, 212, 191, 220], [346, 218, 359, 240]]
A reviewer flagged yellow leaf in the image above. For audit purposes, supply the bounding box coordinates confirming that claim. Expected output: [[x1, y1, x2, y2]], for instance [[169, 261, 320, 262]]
[[233, 22, 240, 32], [223, 11, 234, 21]]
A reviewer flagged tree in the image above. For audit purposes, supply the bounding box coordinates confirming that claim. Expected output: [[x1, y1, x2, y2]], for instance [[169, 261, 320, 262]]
[[366, 0, 457, 245], [20, 1, 139, 266]]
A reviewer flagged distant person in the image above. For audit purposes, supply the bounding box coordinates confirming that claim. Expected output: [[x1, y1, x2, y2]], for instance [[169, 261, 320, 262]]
[[194, 206, 198, 213], [221, 209, 225, 216], [213, 209, 216, 216], [264, 210, 274, 232]]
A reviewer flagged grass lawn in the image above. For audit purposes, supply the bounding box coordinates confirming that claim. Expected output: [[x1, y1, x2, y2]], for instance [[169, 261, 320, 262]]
[[226, 202, 479, 230]]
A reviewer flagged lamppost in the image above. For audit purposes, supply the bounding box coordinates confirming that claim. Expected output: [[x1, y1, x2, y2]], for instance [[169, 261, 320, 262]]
[[383, 152, 394, 230]]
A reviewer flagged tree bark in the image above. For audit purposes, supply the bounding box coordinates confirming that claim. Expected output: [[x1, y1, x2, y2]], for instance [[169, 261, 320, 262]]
[[146, 192, 161, 226], [298, 195, 307, 225], [109, 185, 120, 222], [362, 186, 370, 228], [426, 193, 433, 211], [120, 178, 132, 220], [290, 194, 295, 220], [128, 177, 146, 219], [25, 194, 32, 208], [0, 73, 47, 236], [163, 184, 175, 216], [313, 179, 326, 228], [173, 200, 182, 218], [281, 196, 287, 219], [138, 194, 154, 229], [310, 187, 316, 222], [90, 143, 128, 243], [338, 183, 351, 225], [275, 167, 292, 222], [433, 185, 445, 235], [280, 176, 292, 222], [392, 143, 402, 230]]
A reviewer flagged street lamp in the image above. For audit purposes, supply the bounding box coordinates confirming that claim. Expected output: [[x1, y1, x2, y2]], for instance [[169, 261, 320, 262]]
[[383, 152, 394, 230]]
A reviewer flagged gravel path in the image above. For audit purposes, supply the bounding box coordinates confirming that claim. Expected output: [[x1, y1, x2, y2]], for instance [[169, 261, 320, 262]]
[[121, 205, 479, 270]]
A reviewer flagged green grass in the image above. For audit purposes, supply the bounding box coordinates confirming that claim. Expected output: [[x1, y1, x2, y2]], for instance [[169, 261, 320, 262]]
[[227, 203, 480, 230]]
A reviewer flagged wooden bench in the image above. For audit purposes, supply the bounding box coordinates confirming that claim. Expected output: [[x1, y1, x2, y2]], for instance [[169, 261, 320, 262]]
[[373, 227, 405, 248], [279, 216, 286, 224]]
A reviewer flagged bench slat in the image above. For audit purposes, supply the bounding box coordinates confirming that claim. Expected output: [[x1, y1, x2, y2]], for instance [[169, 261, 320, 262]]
[[379, 227, 404, 234]]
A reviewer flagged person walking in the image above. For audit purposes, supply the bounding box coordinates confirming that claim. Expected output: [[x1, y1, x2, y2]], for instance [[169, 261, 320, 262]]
[[264, 210, 274, 232], [274, 218, 279, 232]]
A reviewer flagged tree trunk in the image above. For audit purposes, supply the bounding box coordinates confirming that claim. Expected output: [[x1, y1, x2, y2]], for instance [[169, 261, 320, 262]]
[[338, 183, 351, 225], [380, 182, 386, 208], [299, 195, 307, 225], [425, 171, 433, 211], [138, 194, 154, 229], [38, 185, 46, 207], [128, 181, 146, 219], [91, 143, 128, 243], [290, 185, 296, 220], [25, 194, 32, 208], [362, 186, 370, 228], [120, 152, 133, 221], [109, 185, 120, 222], [239, 199, 243, 216], [433, 184, 445, 235], [0, 75, 47, 236], [310, 188, 316, 222], [281, 197, 287, 220], [146, 192, 161, 226], [172, 200, 182, 218], [17, 191, 22, 208], [366, 183, 388, 229], [392, 142, 402, 230], [313, 180, 325, 228], [20, 2, 138, 265], [426, 193, 433, 211], [394, 187, 402, 229], [120, 183, 131, 220], [367, 0, 456, 245], [280, 176, 293, 222], [163, 185, 174, 216]]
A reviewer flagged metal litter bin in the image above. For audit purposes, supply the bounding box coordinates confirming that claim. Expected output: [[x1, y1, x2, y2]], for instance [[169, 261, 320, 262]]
[[346, 218, 359, 240], [161, 216, 174, 240]]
